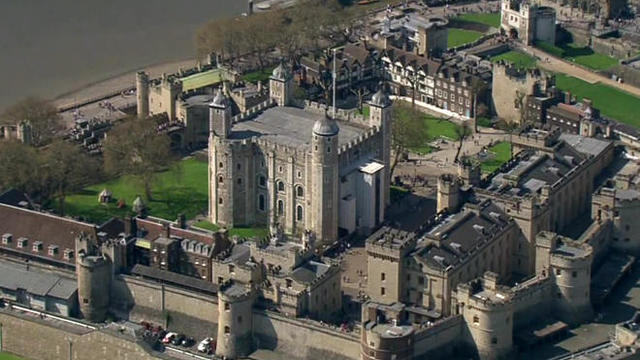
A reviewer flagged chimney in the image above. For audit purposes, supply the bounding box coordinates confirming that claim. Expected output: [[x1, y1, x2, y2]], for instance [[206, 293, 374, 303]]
[[163, 223, 170, 238], [176, 213, 186, 229], [564, 90, 572, 104]]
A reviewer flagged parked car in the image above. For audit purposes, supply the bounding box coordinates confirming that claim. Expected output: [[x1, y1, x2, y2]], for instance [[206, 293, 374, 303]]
[[197, 337, 214, 353], [181, 336, 195, 347], [162, 332, 177, 344], [171, 334, 185, 346]]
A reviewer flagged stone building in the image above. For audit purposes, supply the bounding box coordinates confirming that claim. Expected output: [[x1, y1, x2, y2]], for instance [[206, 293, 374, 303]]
[[500, 0, 557, 45], [366, 199, 519, 317], [209, 63, 392, 247], [592, 186, 640, 255], [369, 10, 449, 57]]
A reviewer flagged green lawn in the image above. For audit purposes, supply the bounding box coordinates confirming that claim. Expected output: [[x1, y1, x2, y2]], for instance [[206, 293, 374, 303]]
[[61, 158, 209, 224], [536, 41, 618, 70], [410, 116, 461, 154], [0, 353, 24, 360], [242, 67, 275, 84], [193, 221, 269, 239], [476, 116, 493, 128], [448, 28, 484, 49], [454, 13, 501, 28], [555, 74, 640, 128], [491, 51, 537, 69], [481, 141, 512, 173], [360, 105, 370, 118], [180, 69, 223, 91]]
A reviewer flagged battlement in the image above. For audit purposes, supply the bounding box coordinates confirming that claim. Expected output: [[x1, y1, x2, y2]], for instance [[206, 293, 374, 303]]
[[457, 272, 513, 311], [338, 126, 381, 155], [219, 282, 253, 303], [366, 226, 417, 257]]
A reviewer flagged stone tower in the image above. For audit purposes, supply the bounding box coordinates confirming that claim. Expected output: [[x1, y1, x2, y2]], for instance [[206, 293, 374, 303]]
[[437, 174, 461, 213], [311, 112, 340, 246], [17, 121, 32, 146], [369, 84, 393, 207], [535, 232, 594, 325], [75, 233, 112, 323], [216, 283, 254, 359], [136, 71, 150, 119], [458, 273, 514, 360], [269, 62, 292, 106], [209, 90, 234, 227]]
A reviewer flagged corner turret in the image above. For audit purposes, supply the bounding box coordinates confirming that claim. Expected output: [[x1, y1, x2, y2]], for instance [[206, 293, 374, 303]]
[[209, 88, 232, 139], [216, 283, 255, 359], [269, 62, 293, 106], [369, 83, 393, 206]]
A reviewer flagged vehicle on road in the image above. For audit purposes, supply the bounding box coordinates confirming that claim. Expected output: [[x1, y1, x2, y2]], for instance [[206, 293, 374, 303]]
[[197, 337, 215, 353], [171, 334, 185, 346], [181, 336, 195, 347], [162, 332, 177, 344]]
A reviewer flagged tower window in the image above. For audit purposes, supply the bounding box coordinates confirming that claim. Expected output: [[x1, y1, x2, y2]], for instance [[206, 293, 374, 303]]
[[218, 176, 224, 184], [381, 287, 385, 295], [219, 162, 223, 168], [381, 273, 386, 281], [219, 198, 223, 204], [237, 163, 241, 170], [237, 178, 242, 185], [296, 186, 304, 198], [258, 194, 265, 211], [225, 303, 230, 311], [259, 175, 266, 187], [473, 315, 479, 325], [277, 181, 285, 192], [278, 200, 284, 216], [327, 147, 331, 153], [296, 205, 303, 221], [224, 326, 230, 334]]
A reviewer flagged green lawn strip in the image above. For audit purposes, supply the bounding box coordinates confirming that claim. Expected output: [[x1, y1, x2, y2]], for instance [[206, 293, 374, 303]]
[[481, 141, 512, 173], [360, 105, 370, 118], [390, 185, 410, 202], [409, 116, 461, 154], [535, 41, 618, 70], [61, 158, 208, 224], [180, 69, 223, 91], [454, 13, 501, 28], [193, 220, 268, 239], [490, 51, 537, 69], [0, 353, 25, 360], [447, 28, 484, 49], [242, 67, 275, 84], [555, 74, 640, 128], [476, 117, 493, 128]]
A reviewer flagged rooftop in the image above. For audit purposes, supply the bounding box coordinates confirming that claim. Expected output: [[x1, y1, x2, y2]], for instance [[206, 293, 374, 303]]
[[179, 68, 223, 92], [0, 260, 77, 300], [559, 134, 611, 157], [290, 260, 331, 285], [229, 106, 369, 148]]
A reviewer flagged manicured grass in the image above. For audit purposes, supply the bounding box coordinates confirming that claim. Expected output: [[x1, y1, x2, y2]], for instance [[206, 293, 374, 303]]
[[481, 141, 512, 173], [454, 13, 501, 28], [409, 116, 461, 154], [491, 51, 537, 69], [555, 74, 640, 128], [0, 353, 24, 360], [536, 41, 618, 70], [242, 67, 275, 84], [360, 105, 370, 118], [193, 221, 269, 239], [448, 28, 484, 49], [476, 117, 493, 128], [61, 158, 209, 224], [180, 69, 223, 91]]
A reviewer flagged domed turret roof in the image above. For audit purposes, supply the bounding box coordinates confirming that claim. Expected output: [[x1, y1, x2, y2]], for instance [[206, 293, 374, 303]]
[[271, 62, 291, 81], [132, 196, 147, 214], [313, 113, 339, 136], [210, 90, 229, 108], [370, 86, 390, 107]]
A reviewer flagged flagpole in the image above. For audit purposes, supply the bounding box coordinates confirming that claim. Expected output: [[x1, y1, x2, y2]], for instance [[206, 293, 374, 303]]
[[333, 48, 337, 119]]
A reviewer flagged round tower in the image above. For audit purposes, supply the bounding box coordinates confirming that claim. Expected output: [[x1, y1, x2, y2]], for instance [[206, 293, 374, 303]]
[[209, 89, 232, 139], [437, 174, 461, 213], [458, 275, 513, 360], [369, 84, 393, 207], [136, 71, 149, 119], [77, 254, 111, 322], [269, 62, 292, 106], [209, 89, 234, 227], [550, 239, 593, 325], [311, 113, 340, 247], [216, 284, 254, 359]]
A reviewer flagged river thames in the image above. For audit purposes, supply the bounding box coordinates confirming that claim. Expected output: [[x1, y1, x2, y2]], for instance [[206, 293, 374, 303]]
[[0, 0, 246, 110]]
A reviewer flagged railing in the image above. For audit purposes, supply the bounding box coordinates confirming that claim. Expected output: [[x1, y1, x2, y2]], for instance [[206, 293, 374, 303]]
[[7, 302, 97, 330]]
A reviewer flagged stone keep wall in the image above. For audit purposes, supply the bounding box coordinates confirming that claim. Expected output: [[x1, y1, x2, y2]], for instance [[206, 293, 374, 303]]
[[491, 65, 540, 124], [413, 316, 464, 357], [0, 311, 159, 360], [252, 310, 360, 360]]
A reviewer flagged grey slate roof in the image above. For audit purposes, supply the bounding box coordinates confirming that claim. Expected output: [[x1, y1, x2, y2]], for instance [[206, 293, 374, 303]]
[[0, 260, 77, 300], [290, 261, 331, 285]]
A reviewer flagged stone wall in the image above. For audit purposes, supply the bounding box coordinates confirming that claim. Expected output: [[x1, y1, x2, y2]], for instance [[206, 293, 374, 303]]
[[0, 311, 161, 360], [252, 310, 361, 360], [413, 315, 464, 358]]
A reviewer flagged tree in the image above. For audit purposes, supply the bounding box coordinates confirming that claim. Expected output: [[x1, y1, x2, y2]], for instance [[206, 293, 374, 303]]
[[1, 97, 62, 146], [102, 117, 174, 201], [0, 140, 41, 197], [391, 102, 429, 178], [351, 87, 366, 113], [454, 122, 472, 163], [41, 140, 100, 215]]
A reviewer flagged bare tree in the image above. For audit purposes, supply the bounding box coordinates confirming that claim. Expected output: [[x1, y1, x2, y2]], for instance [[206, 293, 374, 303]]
[[391, 101, 429, 178], [103, 117, 175, 201], [1, 97, 62, 147], [454, 122, 472, 163], [0, 140, 41, 197]]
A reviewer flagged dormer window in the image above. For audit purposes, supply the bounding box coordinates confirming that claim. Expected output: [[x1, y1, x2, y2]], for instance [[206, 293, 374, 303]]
[[17, 237, 28, 248], [64, 249, 74, 260], [48, 245, 59, 256], [32, 241, 43, 252], [2, 234, 12, 245]]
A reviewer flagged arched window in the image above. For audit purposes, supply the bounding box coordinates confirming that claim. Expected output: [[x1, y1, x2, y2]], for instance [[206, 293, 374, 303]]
[[258, 195, 265, 211], [219, 162, 223, 168], [278, 200, 284, 216], [259, 175, 266, 187], [237, 178, 242, 185], [296, 205, 303, 221], [277, 181, 285, 192], [218, 176, 224, 184], [296, 186, 304, 198]]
